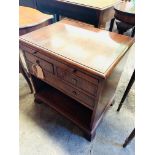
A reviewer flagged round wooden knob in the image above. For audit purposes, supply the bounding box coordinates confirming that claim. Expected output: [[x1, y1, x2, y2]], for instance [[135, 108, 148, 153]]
[[72, 91, 77, 96]]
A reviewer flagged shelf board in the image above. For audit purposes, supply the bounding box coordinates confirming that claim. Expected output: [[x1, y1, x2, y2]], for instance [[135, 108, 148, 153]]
[[35, 83, 92, 133]]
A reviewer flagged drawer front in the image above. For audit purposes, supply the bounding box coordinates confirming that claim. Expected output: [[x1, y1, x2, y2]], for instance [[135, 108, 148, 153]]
[[22, 45, 98, 85], [55, 62, 98, 86], [24, 52, 54, 74], [57, 67, 98, 96], [27, 61, 95, 108], [61, 81, 95, 108]]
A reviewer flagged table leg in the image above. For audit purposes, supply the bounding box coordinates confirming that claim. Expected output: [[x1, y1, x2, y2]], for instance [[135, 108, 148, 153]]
[[123, 128, 135, 147], [97, 12, 104, 28], [117, 70, 135, 111], [19, 56, 33, 94]]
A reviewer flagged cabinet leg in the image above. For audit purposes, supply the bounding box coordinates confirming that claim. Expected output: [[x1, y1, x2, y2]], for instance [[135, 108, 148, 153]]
[[84, 131, 96, 141]]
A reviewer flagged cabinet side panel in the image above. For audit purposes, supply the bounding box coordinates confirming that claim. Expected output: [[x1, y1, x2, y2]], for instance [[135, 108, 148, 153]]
[[91, 49, 130, 129]]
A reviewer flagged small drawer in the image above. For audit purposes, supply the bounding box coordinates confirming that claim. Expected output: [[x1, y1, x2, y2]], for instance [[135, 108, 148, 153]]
[[57, 67, 98, 96], [56, 63, 98, 86], [45, 70, 95, 108], [24, 52, 54, 74], [65, 85, 95, 108]]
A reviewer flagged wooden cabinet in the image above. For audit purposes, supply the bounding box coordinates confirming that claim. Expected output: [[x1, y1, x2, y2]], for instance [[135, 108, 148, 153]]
[[19, 20, 134, 141], [23, 46, 96, 109]]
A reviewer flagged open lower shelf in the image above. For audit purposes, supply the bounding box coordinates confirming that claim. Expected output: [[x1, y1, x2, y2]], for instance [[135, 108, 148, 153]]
[[33, 76, 92, 132]]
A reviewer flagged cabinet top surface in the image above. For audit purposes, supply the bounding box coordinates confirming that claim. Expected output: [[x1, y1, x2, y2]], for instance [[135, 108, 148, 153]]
[[57, 0, 120, 10], [19, 6, 53, 28], [20, 20, 134, 78]]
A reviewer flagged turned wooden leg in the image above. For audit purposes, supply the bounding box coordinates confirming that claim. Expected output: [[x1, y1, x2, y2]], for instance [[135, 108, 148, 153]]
[[117, 70, 135, 112], [123, 128, 135, 147], [109, 18, 115, 32], [19, 57, 33, 94]]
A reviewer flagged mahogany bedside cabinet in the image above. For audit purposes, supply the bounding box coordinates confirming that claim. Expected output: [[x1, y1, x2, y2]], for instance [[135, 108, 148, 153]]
[[19, 20, 134, 141]]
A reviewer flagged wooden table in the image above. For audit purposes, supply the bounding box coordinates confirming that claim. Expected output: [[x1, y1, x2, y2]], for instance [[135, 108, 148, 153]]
[[19, 6, 54, 35], [36, 0, 121, 28], [19, 6, 54, 93], [19, 20, 134, 141], [109, 1, 135, 36]]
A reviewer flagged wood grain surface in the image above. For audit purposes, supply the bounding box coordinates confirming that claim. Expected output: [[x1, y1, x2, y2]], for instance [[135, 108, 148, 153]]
[[20, 20, 134, 78], [19, 6, 53, 28]]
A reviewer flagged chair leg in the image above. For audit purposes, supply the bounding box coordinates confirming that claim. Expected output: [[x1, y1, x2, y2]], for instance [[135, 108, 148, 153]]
[[109, 18, 115, 32], [123, 128, 135, 147], [19, 58, 33, 94], [117, 70, 135, 111]]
